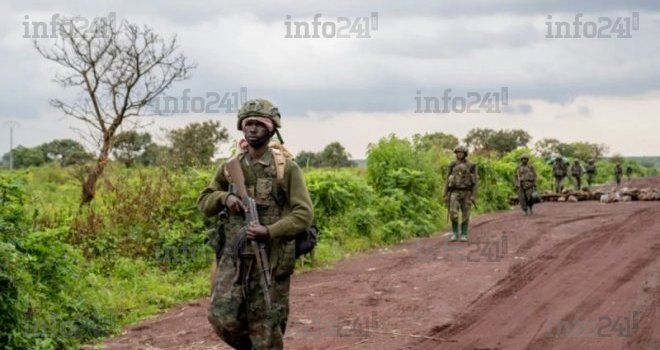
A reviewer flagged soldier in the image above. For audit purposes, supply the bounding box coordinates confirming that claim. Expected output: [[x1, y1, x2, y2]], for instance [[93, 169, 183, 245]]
[[552, 156, 568, 193], [515, 154, 537, 216], [197, 99, 314, 350], [614, 162, 623, 186], [585, 160, 597, 188], [626, 165, 633, 181], [443, 146, 478, 242], [569, 160, 583, 190]]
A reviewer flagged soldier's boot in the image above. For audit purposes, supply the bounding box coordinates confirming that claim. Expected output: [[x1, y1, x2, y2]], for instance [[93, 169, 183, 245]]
[[450, 221, 459, 242], [528, 205, 533, 215], [523, 209, 529, 216], [460, 222, 469, 242]]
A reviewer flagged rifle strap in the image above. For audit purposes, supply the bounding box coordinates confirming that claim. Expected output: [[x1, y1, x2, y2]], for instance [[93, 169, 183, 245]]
[[223, 147, 286, 190]]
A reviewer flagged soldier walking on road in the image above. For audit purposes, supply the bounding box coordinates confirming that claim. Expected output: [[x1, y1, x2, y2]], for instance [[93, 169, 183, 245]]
[[197, 99, 314, 350], [614, 162, 623, 186], [552, 156, 568, 193], [585, 160, 597, 188], [570, 160, 583, 190], [515, 155, 537, 216], [443, 146, 478, 242], [626, 165, 633, 181]]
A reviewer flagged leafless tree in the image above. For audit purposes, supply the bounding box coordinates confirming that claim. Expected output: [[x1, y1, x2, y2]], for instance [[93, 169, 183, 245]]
[[35, 16, 195, 205]]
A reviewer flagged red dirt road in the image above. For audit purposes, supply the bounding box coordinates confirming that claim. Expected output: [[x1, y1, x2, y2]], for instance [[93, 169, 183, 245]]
[[100, 177, 660, 350]]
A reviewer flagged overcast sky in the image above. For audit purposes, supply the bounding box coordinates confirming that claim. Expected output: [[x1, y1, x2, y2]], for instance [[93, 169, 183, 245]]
[[1, 0, 659, 159]]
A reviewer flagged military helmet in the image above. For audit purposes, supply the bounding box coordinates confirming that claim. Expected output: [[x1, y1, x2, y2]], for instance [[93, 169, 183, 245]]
[[588, 159, 595, 164], [454, 145, 468, 155], [520, 154, 529, 160], [237, 98, 282, 131], [556, 155, 563, 159]]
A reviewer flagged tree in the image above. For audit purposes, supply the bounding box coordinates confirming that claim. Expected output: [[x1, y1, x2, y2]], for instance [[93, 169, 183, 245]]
[[1, 146, 46, 168], [412, 132, 459, 152], [464, 128, 530, 156], [35, 16, 195, 205], [488, 129, 531, 156], [40, 139, 92, 166], [534, 138, 561, 159], [610, 153, 625, 164], [317, 142, 355, 168], [112, 131, 152, 167], [463, 128, 495, 155], [556, 142, 609, 162], [295, 151, 320, 168], [137, 143, 170, 166], [166, 121, 228, 167]]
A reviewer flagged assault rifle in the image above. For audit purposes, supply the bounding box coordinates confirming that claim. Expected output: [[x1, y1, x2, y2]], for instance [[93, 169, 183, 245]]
[[226, 156, 273, 308]]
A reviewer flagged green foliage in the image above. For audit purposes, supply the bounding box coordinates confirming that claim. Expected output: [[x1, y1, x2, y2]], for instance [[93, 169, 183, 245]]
[[40, 139, 92, 166], [464, 128, 531, 156], [412, 132, 459, 152], [111, 131, 153, 167], [2, 146, 47, 169], [556, 141, 608, 162], [295, 142, 355, 168], [165, 120, 229, 167]]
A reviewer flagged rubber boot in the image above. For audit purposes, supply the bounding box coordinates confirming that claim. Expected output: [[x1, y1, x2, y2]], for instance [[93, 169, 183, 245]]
[[460, 222, 469, 242], [529, 205, 533, 215], [450, 221, 459, 242]]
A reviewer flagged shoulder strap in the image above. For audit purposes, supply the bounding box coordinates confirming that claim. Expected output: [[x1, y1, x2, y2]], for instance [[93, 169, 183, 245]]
[[223, 152, 247, 184], [271, 147, 286, 189]]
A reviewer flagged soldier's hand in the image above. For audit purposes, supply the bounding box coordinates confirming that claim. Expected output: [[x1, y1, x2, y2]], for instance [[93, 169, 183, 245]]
[[443, 194, 448, 202], [246, 223, 270, 241], [225, 194, 246, 213]]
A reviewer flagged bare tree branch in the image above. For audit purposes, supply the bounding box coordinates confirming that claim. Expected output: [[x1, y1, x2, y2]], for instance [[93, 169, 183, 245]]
[[35, 16, 196, 205]]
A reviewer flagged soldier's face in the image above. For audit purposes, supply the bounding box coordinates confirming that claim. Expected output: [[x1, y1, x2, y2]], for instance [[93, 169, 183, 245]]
[[243, 120, 269, 140], [522, 159, 528, 164], [456, 152, 465, 160]]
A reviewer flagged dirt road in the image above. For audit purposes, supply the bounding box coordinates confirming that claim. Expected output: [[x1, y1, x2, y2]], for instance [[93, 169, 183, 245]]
[[100, 177, 660, 350]]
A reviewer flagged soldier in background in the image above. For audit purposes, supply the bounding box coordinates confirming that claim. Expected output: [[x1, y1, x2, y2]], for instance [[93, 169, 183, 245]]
[[585, 160, 597, 188], [515, 154, 537, 216], [614, 162, 623, 186], [626, 165, 633, 181], [552, 156, 568, 193], [443, 146, 478, 242], [569, 160, 583, 190]]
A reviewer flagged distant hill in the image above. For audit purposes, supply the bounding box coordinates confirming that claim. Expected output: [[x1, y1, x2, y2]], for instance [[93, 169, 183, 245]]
[[623, 156, 660, 167], [353, 159, 367, 168]]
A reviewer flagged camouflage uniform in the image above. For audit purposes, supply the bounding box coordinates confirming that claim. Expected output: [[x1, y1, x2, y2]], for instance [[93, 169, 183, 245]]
[[197, 99, 313, 350], [626, 166, 633, 181], [585, 160, 596, 187], [552, 157, 568, 193], [569, 160, 583, 190], [515, 155, 537, 215], [444, 146, 478, 242], [614, 163, 623, 185]]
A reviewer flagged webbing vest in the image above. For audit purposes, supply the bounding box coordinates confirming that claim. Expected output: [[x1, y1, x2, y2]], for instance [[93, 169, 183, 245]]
[[222, 148, 287, 255]]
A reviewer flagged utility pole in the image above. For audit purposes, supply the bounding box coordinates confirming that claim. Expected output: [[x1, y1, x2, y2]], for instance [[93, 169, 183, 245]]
[[3, 121, 20, 170]]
